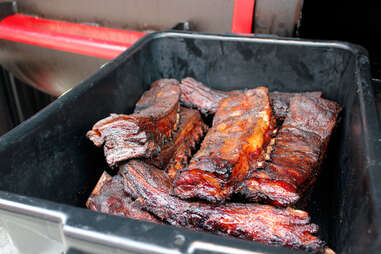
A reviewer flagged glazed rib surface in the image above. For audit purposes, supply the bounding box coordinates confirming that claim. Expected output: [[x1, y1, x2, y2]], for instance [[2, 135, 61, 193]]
[[173, 87, 274, 203], [237, 95, 342, 206]]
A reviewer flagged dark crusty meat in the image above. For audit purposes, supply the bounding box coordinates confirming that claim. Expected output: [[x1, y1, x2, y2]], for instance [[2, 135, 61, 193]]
[[120, 160, 324, 251], [173, 87, 274, 203], [270, 91, 323, 120], [237, 95, 342, 206], [179, 77, 240, 115], [86, 79, 180, 166], [179, 77, 322, 120], [86, 172, 159, 223], [144, 107, 208, 179]]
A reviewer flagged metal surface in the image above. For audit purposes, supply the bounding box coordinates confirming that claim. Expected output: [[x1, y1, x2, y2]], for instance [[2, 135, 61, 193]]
[[231, 0, 255, 34], [0, 31, 380, 253], [254, 0, 304, 36], [0, 40, 108, 96], [16, 0, 235, 33], [0, 66, 55, 136], [0, 14, 146, 59], [0, 0, 245, 97]]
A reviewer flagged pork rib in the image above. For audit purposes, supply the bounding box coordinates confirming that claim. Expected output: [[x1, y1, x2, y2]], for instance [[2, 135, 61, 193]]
[[86, 172, 160, 223], [270, 91, 323, 120], [120, 160, 324, 251], [179, 77, 322, 119], [173, 87, 274, 203], [86, 79, 180, 166], [237, 95, 342, 206], [144, 107, 208, 179]]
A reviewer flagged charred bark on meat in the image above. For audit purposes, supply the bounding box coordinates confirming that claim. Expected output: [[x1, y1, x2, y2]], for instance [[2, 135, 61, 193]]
[[179, 77, 322, 120], [144, 107, 208, 179], [86, 171, 160, 223], [173, 87, 274, 203], [120, 160, 324, 251], [237, 95, 342, 206], [87, 79, 180, 166]]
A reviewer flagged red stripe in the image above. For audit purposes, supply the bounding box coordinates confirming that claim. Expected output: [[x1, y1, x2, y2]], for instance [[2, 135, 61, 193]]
[[0, 14, 146, 59], [231, 0, 255, 34]]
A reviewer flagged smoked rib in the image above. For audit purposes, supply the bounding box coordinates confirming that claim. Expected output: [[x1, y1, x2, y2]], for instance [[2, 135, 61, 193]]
[[179, 77, 322, 119], [144, 107, 208, 179], [120, 160, 324, 251], [173, 87, 274, 203], [86, 79, 180, 166], [179, 77, 239, 115], [270, 91, 323, 120], [86, 172, 159, 223], [237, 95, 342, 206]]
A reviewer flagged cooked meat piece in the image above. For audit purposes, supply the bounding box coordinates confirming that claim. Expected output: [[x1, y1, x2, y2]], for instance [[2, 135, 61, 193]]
[[179, 77, 322, 120], [237, 95, 342, 206], [144, 107, 208, 179], [120, 160, 324, 251], [179, 77, 240, 115], [173, 87, 274, 203], [86, 172, 160, 223], [270, 91, 323, 120], [86, 79, 180, 166]]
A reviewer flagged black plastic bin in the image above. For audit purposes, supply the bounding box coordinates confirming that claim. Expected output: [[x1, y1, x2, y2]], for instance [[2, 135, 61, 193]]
[[0, 31, 380, 254]]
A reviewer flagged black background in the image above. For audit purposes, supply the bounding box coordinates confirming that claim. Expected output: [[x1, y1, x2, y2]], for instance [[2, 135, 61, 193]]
[[300, 1, 381, 78]]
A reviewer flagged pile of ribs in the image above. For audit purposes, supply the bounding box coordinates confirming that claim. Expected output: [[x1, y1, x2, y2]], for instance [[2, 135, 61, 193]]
[[86, 77, 342, 253]]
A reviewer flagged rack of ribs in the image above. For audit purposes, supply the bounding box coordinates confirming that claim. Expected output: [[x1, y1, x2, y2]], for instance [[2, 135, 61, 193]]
[[237, 95, 342, 206], [120, 160, 324, 251], [144, 107, 208, 179], [173, 87, 274, 203], [86, 171, 160, 223], [179, 77, 322, 120], [86, 79, 180, 166]]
